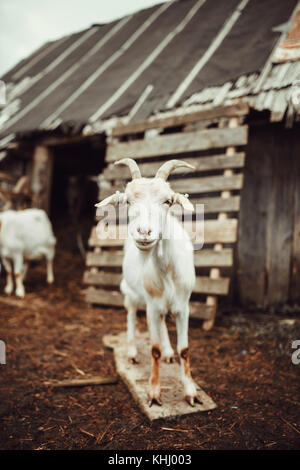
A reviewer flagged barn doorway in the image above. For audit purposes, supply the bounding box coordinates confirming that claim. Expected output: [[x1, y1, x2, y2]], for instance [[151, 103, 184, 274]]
[[49, 136, 106, 255]]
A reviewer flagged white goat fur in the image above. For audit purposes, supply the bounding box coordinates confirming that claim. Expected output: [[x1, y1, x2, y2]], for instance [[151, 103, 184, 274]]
[[96, 159, 200, 407], [0, 209, 56, 297]]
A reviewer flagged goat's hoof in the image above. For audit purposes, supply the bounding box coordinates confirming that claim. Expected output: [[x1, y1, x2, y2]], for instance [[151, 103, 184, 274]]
[[148, 396, 162, 407], [129, 356, 139, 364], [47, 278, 54, 284], [185, 395, 202, 407], [4, 286, 13, 295], [15, 289, 25, 298], [202, 319, 214, 331], [164, 356, 175, 364], [148, 386, 162, 407]]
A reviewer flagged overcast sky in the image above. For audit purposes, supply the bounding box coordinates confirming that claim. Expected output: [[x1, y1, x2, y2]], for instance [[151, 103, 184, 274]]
[[0, 0, 169, 76]]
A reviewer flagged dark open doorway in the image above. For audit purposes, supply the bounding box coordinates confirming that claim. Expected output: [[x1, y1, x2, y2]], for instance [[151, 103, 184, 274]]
[[50, 135, 106, 254]]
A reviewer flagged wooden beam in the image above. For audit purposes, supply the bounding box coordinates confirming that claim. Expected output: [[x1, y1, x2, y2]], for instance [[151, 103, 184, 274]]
[[192, 195, 240, 213], [112, 102, 249, 136], [194, 276, 230, 295], [84, 285, 219, 320], [99, 174, 243, 200], [85, 248, 233, 269], [90, 219, 238, 247], [84, 271, 230, 293], [189, 301, 214, 320], [103, 152, 245, 180], [86, 251, 124, 267], [83, 270, 122, 286], [85, 287, 124, 306], [92, 197, 239, 230], [106, 126, 248, 161], [172, 174, 243, 194], [88, 235, 124, 248], [40, 134, 95, 147]]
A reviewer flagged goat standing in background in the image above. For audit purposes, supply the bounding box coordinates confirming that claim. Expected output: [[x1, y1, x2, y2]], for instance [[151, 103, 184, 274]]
[[0, 208, 56, 297], [96, 158, 201, 407]]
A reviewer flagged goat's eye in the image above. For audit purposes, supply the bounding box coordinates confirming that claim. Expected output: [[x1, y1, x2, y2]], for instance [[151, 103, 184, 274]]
[[164, 199, 172, 206]]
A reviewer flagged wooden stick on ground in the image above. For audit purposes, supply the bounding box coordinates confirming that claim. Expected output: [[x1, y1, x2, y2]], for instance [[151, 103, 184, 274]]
[[44, 376, 118, 388]]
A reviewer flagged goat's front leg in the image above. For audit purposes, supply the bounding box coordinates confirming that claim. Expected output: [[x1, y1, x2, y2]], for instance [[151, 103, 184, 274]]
[[2, 258, 13, 295], [22, 263, 28, 282], [125, 296, 138, 363], [13, 253, 25, 298], [147, 307, 162, 407], [176, 308, 201, 407], [160, 317, 175, 363]]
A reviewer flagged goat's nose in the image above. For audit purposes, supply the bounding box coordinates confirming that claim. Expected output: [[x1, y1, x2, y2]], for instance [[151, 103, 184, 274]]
[[137, 227, 152, 236]]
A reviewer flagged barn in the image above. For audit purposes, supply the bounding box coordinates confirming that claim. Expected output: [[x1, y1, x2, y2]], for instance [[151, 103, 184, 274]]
[[0, 0, 300, 327]]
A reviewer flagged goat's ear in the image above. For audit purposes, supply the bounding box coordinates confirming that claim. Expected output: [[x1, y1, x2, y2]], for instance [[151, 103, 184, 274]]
[[95, 191, 126, 208], [173, 193, 194, 212]]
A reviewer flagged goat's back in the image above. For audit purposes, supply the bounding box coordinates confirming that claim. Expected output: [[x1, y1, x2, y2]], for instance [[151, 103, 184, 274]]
[[0, 209, 56, 256]]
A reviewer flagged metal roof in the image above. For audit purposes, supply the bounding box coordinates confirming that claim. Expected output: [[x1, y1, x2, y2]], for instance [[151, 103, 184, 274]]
[[0, 0, 299, 142]]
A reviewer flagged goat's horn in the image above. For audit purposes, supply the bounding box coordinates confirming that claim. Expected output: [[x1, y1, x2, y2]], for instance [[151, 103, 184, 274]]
[[155, 159, 196, 181], [95, 191, 123, 207], [114, 158, 141, 180]]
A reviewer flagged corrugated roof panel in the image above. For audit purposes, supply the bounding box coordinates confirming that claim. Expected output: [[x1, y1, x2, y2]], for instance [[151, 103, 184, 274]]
[[59, 0, 199, 123], [183, 0, 297, 99], [0, 0, 299, 138], [1, 22, 123, 133], [99, 0, 240, 119], [1, 41, 51, 83], [2, 4, 168, 134]]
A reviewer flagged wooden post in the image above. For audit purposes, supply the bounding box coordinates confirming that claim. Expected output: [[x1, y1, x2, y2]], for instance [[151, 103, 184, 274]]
[[31, 145, 53, 213], [290, 128, 300, 300], [203, 117, 239, 331]]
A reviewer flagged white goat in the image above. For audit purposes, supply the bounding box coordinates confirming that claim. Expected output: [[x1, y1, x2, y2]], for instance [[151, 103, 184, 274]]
[[0, 208, 56, 297], [96, 158, 201, 407]]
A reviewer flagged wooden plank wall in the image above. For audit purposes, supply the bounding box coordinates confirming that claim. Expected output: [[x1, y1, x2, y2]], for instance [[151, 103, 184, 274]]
[[237, 122, 300, 306], [83, 102, 249, 326]]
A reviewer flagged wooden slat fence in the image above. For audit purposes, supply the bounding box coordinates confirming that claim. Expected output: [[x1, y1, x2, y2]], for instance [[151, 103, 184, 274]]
[[83, 102, 249, 328]]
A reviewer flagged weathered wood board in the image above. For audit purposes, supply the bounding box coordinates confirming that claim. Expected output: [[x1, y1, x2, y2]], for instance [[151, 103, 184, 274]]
[[103, 152, 246, 180], [106, 126, 248, 161], [99, 174, 244, 199], [103, 331, 217, 420], [112, 102, 249, 136]]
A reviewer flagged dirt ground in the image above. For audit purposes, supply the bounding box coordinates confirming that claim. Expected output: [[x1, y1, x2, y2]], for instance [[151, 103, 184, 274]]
[[0, 228, 299, 450]]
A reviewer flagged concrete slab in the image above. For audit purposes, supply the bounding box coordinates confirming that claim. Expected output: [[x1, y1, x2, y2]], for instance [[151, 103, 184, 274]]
[[103, 331, 217, 421]]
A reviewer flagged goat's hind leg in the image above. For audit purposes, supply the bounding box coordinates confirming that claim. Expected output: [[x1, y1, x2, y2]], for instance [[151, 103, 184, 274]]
[[45, 249, 54, 284], [124, 295, 138, 363], [2, 258, 13, 295], [160, 316, 175, 363], [12, 253, 25, 298], [147, 306, 162, 407], [176, 307, 201, 407]]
